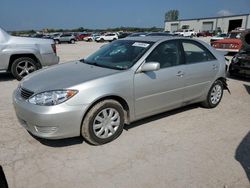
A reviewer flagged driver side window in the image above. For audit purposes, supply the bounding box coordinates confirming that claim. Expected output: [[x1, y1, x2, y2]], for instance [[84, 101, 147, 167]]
[[146, 41, 181, 69]]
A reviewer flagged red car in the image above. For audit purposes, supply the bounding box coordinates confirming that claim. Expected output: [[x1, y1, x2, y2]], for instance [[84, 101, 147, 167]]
[[197, 31, 214, 37], [211, 30, 243, 52], [76, 33, 91, 41]]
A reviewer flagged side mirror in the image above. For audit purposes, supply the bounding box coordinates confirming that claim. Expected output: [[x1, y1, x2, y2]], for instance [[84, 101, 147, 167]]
[[140, 62, 160, 72]]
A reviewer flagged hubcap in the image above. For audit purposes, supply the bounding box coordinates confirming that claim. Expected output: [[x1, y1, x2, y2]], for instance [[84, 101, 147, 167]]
[[210, 84, 222, 104], [93, 108, 120, 139], [16, 61, 35, 77]]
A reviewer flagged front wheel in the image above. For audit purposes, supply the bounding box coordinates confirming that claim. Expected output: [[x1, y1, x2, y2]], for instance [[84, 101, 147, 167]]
[[11, 57, 39, 80], [81, 100, 125, 145], [201, 80, 224, 108], [70, 39, 76, 44]]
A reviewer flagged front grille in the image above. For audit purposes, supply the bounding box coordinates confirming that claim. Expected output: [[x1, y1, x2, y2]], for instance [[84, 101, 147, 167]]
[[20, 88, 34, 99]]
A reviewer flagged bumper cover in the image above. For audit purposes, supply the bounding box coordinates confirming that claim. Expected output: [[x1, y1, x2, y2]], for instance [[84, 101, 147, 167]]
[[13, 89, 87, 139]]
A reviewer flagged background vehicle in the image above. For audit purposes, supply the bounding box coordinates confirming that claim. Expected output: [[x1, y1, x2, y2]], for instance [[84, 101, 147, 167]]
[[197, 31, 214, 37], [54, 33, 76, 44], [76, 33, 91, 41], [127, 32, 148, 37], [228, 31, 250, 77], [13, 37, 227, 145], [210, 33, 228, 44], [84, 34, 101, 42], [174, 29, 197, 37], [146, 32, 173, 37], [0, 27, 59, 80], [95, 33, 118, 42], [211, 30, 243, 52], [118, 32, 131, 39]]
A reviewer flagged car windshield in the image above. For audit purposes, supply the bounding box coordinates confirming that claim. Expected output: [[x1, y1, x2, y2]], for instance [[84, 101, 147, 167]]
[[84, 40, 153, 70]]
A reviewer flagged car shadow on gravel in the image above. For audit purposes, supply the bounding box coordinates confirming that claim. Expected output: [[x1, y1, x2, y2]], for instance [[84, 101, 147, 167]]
[[29, 133, 84, 147], [0, 73, 15, 81], [124, 104, 198, 130], [235, 131, 250, 182]]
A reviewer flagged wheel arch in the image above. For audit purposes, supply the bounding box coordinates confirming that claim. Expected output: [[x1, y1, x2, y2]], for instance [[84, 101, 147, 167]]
[[8, 53, 42, 71], [81, 95, 131, 131]]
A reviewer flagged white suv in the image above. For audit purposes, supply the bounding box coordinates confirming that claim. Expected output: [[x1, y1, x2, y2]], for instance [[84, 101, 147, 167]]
[[95, 33, 118, 42], [175, 29, 197, 37]]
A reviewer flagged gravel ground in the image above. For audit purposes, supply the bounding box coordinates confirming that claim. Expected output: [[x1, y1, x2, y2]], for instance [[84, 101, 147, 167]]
[[0, 39, 249, 188]]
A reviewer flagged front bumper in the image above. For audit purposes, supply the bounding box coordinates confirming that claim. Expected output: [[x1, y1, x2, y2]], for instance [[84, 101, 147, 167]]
[[12, 89, 87, 139]]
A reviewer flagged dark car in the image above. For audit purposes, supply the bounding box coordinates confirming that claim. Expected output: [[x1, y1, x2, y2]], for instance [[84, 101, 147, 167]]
[[127, 32, 148, 37], [229, 50, 250, 77], [146, 32, 173, 37], [118, 32, 131, 39]]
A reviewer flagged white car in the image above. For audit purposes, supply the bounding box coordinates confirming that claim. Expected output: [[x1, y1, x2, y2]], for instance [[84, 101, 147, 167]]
[[175, 29, 197, 37], [95, 33, 118, 42]]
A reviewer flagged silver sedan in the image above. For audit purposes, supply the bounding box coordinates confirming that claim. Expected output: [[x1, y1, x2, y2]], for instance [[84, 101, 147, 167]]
[[13, 36, 227, 145]]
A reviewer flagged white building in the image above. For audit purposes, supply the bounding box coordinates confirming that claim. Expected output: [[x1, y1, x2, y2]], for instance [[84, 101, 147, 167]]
[[165, 14, 250, 33]]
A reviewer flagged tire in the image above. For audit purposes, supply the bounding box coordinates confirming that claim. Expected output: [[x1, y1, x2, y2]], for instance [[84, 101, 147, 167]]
[[81, 100, 125, 145], [100, 38, 105, 42], [11, 57, 39, 80], [201, 80, 224, 108], [55, 40, 60, 44], [88, 38, 93, 42], [70, 39, 75, 44]]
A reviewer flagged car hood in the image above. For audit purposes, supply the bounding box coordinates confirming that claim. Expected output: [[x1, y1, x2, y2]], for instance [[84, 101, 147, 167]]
[[20, 61, 121, 93]]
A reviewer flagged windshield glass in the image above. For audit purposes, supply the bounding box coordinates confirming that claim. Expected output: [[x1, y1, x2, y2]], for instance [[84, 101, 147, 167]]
[[84, 40, 153, 70]]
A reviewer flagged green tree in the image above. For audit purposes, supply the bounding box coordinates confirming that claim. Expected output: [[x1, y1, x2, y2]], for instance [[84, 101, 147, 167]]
[[165, 10, 179, 22]]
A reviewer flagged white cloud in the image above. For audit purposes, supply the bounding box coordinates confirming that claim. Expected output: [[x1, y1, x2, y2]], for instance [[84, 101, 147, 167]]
[[217, 10, 233, 16]]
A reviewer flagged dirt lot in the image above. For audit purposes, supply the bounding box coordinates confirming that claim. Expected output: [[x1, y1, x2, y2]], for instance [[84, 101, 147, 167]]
[[0, 39, 250, 188]]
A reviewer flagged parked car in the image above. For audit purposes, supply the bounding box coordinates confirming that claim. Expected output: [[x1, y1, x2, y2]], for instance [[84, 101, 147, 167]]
[[211, 30, 243, 52], [127, 32, 148, 37], [210, 33, 228, 44], [146, 32, 173, 37], [76, 33, 91, 41], [54, 33, 76, 44], [13, 37, 228, 145], [174, 29, 197, 37], [95, 33, 118, 42], [197, 31, 214, 37], [83, 34, 101, 42], [228, 50, 250, 77], [0, 27, 59, 80], [118, 32, 131, 39]]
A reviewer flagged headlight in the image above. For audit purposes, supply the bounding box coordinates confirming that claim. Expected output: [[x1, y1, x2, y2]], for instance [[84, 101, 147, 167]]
[[28, 90, 78, 106]]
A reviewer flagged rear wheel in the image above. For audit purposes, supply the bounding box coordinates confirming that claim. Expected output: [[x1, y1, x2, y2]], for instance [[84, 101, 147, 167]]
[[81, 100, 125, 145], [55, 40, 60, 44], [11, 57, 39, 80], [201, 80, 223, 108]]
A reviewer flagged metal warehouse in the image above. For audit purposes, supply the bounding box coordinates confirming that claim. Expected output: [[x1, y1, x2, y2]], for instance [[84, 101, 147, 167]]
[[165, 13, 250, 33]]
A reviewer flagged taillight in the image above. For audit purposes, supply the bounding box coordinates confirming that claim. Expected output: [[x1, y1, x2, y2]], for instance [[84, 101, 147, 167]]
[[51, 43, 57, 54]]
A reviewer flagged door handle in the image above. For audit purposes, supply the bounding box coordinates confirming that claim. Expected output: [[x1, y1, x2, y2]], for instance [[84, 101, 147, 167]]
[[212, 64, 218, 70], [176, 71, 184, 77]]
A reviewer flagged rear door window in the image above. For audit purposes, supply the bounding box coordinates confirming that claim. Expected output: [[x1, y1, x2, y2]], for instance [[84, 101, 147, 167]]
[[182, 41, 216, 64]]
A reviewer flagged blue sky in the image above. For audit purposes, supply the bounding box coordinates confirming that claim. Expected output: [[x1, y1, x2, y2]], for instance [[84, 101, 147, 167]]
[[0, 0, 249, 30]]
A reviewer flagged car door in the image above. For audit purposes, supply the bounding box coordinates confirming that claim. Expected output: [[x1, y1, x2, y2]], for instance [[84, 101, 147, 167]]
[[134, 40, 186, 119], [180, 40, 219, 102]]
